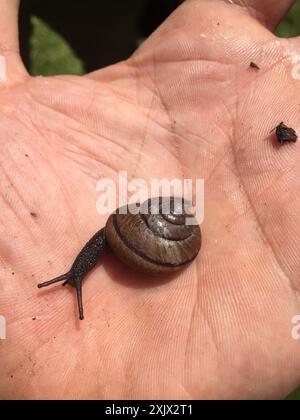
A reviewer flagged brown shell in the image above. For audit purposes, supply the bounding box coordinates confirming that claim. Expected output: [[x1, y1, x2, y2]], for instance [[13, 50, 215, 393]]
[[105, 197, 201, 274]]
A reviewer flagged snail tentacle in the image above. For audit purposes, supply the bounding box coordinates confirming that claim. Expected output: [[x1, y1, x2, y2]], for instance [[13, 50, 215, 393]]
[[37, 228, 108, 320]]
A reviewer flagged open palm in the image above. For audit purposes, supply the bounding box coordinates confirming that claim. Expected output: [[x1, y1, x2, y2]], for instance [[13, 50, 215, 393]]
[[1, 0, 300, 399]]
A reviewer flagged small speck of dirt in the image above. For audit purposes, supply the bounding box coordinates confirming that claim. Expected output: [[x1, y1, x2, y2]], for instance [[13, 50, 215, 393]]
[[32, 317, 36, 321], [30, 212, 38, 218], [10, 375, 14, 379], [25, 154, 29, 158], [272, 122, 298, 145], [12, 272, 15, 275], [250, 62, 260, 70], [217, 22, 220, 26]]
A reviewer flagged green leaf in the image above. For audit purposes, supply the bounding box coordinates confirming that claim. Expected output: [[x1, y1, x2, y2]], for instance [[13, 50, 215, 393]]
[[30, 15, 85, 76], [275, 1, 300, 37]]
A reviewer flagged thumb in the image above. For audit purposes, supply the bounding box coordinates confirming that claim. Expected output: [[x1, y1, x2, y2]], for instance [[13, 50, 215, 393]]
[[0, 0, 27, 85]]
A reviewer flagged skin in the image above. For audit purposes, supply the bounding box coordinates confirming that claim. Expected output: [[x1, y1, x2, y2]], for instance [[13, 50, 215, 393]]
[[0, 0, 299, 400]]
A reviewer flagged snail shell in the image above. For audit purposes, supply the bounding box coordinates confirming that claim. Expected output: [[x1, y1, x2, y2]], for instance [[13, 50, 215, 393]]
[[105, 197, 201, 274]]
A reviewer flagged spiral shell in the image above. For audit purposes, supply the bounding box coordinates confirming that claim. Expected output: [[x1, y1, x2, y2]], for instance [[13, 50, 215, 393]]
[[105, 197, 201, 274]]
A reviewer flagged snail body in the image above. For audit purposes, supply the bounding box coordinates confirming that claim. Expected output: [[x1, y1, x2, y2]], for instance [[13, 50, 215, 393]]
[[38, 197, 201, 320]]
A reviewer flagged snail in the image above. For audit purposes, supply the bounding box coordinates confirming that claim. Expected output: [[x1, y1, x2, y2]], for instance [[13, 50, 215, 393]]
[[37, 197, 201, 320]]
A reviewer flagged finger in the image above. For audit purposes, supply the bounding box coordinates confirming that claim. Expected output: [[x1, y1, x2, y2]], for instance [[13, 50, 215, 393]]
[[232, 0, 296, 30], [0, 0, 20, 52], [0, 0, 27, 84]]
